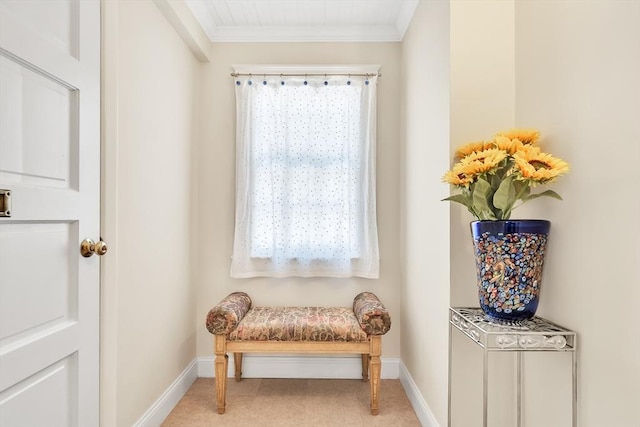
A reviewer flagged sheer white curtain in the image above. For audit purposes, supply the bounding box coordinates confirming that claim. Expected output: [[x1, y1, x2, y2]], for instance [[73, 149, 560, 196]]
[[230, 71, 379, 278]]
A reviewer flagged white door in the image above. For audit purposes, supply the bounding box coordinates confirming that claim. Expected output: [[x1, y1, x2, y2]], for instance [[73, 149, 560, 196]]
[[0, 1, 101, 426]]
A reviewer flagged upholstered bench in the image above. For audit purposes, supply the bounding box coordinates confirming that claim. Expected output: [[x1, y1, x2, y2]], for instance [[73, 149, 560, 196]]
[[206, 292, 391, 415]]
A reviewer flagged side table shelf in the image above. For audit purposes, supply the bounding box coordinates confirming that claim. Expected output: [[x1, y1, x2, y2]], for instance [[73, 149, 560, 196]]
[[448, 307, 577, 427]]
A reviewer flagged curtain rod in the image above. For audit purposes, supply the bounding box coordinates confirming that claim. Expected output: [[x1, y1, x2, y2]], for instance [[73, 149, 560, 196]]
[[230, 72, 382, 78]]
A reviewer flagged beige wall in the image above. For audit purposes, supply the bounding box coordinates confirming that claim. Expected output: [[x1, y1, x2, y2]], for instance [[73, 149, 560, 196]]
[[450, 0, 516, 307], [101, 1, 200, 425], [448, 1, 640, 426], [97, 1, 640, 426], [401, 1, 451, 425], [196, 43, 403, 359], [448, 3, 518, 426], [514, 2, 640, 426]]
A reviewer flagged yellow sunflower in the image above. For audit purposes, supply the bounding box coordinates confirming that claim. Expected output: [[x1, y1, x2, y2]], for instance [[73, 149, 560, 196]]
[[514, 142, 542, 156], [442, 167, 474, 186], [493, 135, 526, 154], [454, 140, 492, 159], [460, 148, 507, 174], [496, 129, 540, 145], [513, 150, 570, 183], [443, 149, 506, 186]]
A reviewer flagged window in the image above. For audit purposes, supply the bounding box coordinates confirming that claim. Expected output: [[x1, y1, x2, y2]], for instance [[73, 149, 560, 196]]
[[230, 66, 379, 278]]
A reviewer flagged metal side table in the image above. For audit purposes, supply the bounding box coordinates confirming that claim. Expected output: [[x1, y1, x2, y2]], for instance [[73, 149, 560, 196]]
[[448, 307, 577, 427]]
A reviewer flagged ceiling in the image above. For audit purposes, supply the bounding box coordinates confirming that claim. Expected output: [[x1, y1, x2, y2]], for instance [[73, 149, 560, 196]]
[[185, 0, 419, 42]]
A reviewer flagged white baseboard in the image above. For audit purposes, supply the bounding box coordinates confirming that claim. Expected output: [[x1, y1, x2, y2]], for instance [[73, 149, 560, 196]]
[[132, 359, 198, 427], [399, 361, 441, 427], [133, 357, 440, 427], [196, 355, 400, 379]]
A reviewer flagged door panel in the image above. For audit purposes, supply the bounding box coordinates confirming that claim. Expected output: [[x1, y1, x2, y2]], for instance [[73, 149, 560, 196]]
[[0, 322, 78, 392], [0, 54, 77, 188], [0, 222, 77, 341], [0, 0, 79, 58], [0, 0, 100, 425], [0, 355, 77, 427]]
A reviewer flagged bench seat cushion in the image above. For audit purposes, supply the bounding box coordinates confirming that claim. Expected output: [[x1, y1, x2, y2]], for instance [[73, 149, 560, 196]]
[[228, 306, 369, 342]]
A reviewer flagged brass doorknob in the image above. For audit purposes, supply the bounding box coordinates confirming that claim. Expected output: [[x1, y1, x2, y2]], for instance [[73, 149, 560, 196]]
[[81, 238, 108, 257]]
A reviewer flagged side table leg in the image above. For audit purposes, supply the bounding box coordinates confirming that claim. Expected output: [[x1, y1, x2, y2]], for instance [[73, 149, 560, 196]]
[[572, 350, 578, 427], [448, 324, 453, 427], [516, 351, 523, 427], [483, 347, 488, 427]]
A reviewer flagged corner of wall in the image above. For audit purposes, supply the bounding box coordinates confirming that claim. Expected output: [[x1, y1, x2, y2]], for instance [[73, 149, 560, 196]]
[[153, 0, 211, 62]]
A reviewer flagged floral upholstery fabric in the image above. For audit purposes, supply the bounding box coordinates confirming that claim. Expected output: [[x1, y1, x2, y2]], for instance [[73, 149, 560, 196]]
[[228, 306, 369, 342], [206, 292, 252, 334], [353, 292, 391, 336], [206, 292, 391, 340]]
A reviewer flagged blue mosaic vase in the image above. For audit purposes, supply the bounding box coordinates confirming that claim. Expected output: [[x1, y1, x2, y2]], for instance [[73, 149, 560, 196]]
[[471, 220, 551, 322]]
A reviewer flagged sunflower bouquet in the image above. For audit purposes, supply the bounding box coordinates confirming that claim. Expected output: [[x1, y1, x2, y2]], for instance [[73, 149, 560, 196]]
[[442, 129, 570, 220]]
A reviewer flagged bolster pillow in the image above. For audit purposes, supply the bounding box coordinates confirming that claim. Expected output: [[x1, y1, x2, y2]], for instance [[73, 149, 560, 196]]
[[353, 292, 391, 336], [206, 292, 252, 334]]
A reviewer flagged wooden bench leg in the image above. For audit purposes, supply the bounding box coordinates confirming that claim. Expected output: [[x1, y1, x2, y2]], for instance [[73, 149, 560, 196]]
[[234, 353, 243, 381], [369, 336, 382, 415], [361, 354, 369, 382], [214, 335, 228, 414]]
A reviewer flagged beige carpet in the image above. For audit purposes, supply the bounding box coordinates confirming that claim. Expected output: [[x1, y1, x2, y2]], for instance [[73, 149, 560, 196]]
[[162, 378, 421, 426]]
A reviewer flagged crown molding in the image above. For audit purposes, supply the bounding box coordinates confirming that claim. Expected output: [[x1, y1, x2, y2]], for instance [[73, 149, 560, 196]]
[[185, 0, 418, 43], [208, 25, 404, 43]]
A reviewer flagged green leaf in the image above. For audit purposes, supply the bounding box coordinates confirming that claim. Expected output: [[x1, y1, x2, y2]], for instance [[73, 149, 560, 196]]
[[490, 172, 503, 190], [495, 159, 513, 181], [493, 175, 516, 214], [513, 180, 530, 199], [477, 210, 497, 220], [523, 189, 563, 201], [472, 178, 494, 219], [442, 194, 472, 209]]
